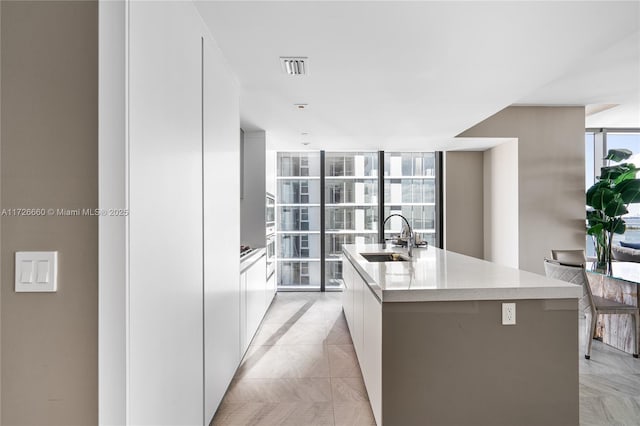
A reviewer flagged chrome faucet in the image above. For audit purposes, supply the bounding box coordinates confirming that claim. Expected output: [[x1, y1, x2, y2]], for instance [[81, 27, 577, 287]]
[[382, 214, 414, 257]]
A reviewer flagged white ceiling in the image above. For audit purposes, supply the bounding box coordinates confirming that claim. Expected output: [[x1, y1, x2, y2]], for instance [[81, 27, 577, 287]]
[[195, 1, 640, 151]]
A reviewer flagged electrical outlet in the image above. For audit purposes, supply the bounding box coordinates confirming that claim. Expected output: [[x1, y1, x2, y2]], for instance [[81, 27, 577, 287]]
[[502, 303, 516, 325]]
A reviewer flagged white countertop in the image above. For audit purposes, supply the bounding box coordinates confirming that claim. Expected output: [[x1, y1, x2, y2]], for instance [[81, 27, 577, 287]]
[[240, 247, 265, 272], [342, 244, 583, 302]]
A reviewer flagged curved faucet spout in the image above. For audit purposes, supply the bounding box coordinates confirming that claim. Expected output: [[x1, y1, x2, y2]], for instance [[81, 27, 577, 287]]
[[382, 214, 414, 257]]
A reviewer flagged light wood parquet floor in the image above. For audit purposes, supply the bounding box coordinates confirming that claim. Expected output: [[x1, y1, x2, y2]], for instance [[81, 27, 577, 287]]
[[212, 292, 640, 426]]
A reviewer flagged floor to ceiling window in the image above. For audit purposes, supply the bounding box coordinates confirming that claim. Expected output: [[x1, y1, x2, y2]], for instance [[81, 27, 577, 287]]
[[324, 152, 379, 288], [383, 152, 437, 247], [276, 152, 321, 290], [606, 131, 640, 245], [276, 150, 441, 290], [585, 131, 595, 191], [585, 129, 640, 256]]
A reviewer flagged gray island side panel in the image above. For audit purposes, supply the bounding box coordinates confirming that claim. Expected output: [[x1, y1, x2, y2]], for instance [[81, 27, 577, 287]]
[[381, 299, 579, 426]]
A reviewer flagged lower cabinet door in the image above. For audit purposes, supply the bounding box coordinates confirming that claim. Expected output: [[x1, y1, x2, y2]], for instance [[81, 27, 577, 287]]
[[343, 258, 382, 425], [352, 271, 364, 358], [246, 255, 267, 345], [341, 258, 354, 331], [266, 272, 276, 308], [239, 271, 248, 356], [363, 288, 382, 425]]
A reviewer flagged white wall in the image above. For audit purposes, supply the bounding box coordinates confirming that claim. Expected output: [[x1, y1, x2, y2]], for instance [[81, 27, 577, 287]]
[[265, 148, 276, 195], [483, 141, 519, 268], [98, 1, 127, 424], [264, 132, 280, 196], [444, 151, 484, 259], [100, 1, 241, 424]]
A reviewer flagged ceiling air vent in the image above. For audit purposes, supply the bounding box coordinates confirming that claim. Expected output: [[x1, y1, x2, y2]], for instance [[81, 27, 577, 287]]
[[280, 57, 308, 75]]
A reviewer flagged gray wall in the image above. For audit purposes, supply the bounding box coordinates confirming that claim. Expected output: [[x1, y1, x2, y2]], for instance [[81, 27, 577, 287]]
[[444, 151, 484, 259], [241, 130, 266, 248], [460, 106, 585, 274], [1, 1, 98, 425]]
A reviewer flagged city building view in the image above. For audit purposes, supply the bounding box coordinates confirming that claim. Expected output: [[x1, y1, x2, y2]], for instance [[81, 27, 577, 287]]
[[325, 152, 380, 288], [276, 151, 440, 289], [384, 152, 437, 247], [277, 152, 322, 288]]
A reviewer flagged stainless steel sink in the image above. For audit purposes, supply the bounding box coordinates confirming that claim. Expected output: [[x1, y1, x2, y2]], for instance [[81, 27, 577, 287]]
[[360, 252, 409, 262]]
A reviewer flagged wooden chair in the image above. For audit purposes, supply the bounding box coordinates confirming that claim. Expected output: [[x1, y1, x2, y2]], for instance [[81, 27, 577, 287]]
[[543, 258, 639, 359]]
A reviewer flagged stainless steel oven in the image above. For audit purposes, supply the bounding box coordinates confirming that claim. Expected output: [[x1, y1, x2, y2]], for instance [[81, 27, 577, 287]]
[[266, 193, 275, 228], [266, 234, 275, 279]]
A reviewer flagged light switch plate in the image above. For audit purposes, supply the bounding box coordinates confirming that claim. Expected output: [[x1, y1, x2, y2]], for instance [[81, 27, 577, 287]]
[[15, 251, 58, 292]]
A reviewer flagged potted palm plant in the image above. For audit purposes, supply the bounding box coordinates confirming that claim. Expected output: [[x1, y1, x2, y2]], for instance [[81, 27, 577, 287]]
[[586, 148, 640, 274]]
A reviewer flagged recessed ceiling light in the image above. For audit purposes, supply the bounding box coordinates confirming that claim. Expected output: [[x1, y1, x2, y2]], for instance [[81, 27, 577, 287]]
[[280, 57, 308, 75]]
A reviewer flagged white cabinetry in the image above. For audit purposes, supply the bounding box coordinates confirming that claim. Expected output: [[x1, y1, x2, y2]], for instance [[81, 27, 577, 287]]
[[266, 272, 276, 308], [342, 257, 355, 330], [342, 257, 382, 425], [101, 1, 244, 423], [127, 2, 207, 424], [353, 268, 364, 356], [202, 35, 241, 421], [240, 251, 274, 356], [240, 271, 248, 355], [362, 284, 382, 425], [246, 254, 267, 346]]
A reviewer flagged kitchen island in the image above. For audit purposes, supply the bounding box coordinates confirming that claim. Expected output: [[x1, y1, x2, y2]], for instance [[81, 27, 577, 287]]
[[341, 243, 583, 426]]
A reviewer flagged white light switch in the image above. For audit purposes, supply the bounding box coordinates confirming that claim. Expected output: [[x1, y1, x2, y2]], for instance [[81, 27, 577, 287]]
[[20, 260, 34, 283], [15, 251, 58, 292], [36, 261, 50, 283]]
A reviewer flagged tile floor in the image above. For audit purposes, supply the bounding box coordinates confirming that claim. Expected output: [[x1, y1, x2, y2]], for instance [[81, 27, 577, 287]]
[[212, 292, 640, 426], [578, 316, 640, 426]]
